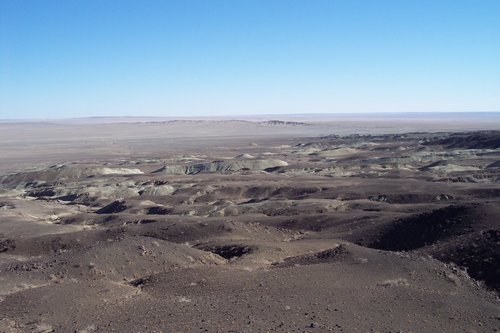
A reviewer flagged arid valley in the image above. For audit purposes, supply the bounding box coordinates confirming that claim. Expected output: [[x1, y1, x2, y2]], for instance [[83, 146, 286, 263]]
[[0, 116, 499, 332]]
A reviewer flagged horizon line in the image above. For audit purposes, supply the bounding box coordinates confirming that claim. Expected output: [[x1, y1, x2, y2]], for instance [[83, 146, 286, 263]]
[[1, 110, 500, 122]]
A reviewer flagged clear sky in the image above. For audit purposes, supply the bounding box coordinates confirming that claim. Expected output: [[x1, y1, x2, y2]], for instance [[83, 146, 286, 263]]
[[1, 0, 499, 119]]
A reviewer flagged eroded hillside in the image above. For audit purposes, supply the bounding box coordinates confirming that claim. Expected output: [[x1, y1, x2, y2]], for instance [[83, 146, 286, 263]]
[[0, 131, 499, 332]]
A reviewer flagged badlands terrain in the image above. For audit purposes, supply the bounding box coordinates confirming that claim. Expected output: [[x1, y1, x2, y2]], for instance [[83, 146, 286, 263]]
[[0, 116, 499, 332]]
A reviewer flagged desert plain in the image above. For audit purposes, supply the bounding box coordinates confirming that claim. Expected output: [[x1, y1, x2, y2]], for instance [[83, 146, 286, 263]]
[[0, 114, 499, 332]]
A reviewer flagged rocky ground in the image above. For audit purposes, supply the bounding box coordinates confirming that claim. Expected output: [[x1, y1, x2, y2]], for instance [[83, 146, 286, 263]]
[[0, 125, 499, 332]]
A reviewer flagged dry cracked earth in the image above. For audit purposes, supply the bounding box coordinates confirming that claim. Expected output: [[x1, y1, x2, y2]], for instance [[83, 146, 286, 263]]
[[0, 126, 499, 333]]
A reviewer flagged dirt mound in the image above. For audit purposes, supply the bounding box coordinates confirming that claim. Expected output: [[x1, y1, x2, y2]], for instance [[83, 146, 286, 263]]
[[419, 160, 480, 172], [368, 204, 500, 292], [2, 236, 225, 283], [487, 160, 500, 169], [419, 160, 448, 171], [145, 206, 171, 215], [423, 131, 500, 149], [370, 205, 476, 251], [234, 153, 255, 159], [25, 187, 57, 198], [1, 164, 143, 187], [95, 200, 127, 214], [433, 174, 499, 183], [153, 159, 288, 175], [140, 184, 176, 196], [431, 230, 500, 291], [273, 245, 350, 267], [0, 236, 15, 253], [312, 148, 359, 157], [0, 202, 15, 210], [368, 193, 454, 204]]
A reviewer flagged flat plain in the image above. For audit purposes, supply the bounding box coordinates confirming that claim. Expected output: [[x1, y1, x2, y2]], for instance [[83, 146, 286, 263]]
[[0, 114, 499, 332]]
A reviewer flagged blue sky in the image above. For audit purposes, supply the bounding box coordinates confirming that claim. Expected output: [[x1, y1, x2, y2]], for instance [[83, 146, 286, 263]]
[[1, 0, 499, 118]]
